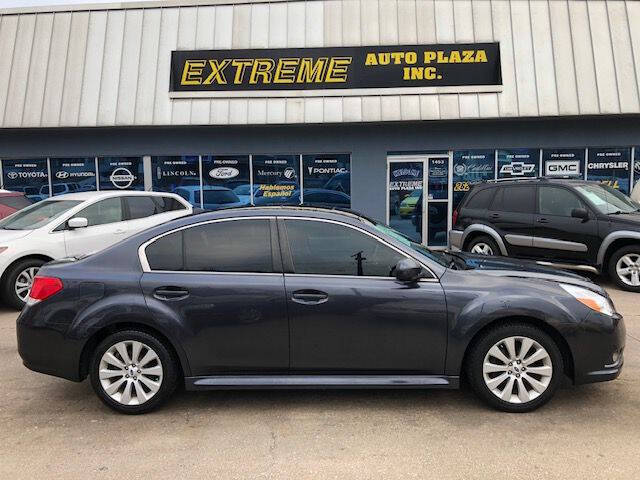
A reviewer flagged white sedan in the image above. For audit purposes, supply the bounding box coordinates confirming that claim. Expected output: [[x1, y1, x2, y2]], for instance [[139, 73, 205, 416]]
[[0, 191, 192, 309]]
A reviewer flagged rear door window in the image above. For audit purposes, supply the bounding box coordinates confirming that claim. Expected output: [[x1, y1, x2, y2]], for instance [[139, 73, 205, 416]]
[[464, 188, 495, 210], [491, 186, 535, 214], [125, 196, 158, 220]]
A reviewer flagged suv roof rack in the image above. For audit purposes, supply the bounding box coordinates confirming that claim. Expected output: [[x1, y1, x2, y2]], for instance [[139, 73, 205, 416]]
[[484, 177, 544, 183]]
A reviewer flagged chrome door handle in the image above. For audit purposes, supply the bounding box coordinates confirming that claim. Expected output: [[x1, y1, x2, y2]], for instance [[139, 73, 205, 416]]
[[114, 229, 127, 235], [291, 290, 329, 305]]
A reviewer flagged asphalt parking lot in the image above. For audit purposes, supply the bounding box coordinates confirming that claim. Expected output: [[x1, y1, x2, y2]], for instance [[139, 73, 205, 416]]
[[0, 280, 638, 479]]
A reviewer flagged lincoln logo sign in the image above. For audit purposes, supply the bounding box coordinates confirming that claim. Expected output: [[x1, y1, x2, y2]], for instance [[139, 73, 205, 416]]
[[170, 43, 501, 98]]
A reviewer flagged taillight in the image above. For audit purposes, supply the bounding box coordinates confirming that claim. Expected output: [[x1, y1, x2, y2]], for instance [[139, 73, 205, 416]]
[[452, 208, 459, 227], [29, 276, 63, 301]]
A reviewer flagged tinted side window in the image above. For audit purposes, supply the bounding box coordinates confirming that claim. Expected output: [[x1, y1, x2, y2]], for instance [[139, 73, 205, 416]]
[[538, 186, 584, 217], [146, 231, 184, 271], [76, 197, 123, 226], [465, 188, 495, 210], [183, 219, 273, 272], [285, 219, 405, 277], [153, 196, 187, 212], [491, 186, 535, 214], [125, 196, 158, 220]]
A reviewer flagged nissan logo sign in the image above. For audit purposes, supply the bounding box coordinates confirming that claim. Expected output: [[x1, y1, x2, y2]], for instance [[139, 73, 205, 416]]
[[209, 167, 240, 180], [109, 167, 135, 189]]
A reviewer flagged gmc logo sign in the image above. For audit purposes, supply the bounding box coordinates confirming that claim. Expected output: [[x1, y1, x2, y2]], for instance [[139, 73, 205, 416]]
[[545, 160, 580, 176]]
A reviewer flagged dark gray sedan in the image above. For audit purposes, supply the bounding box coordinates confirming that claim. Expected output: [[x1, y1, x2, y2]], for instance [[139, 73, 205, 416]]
[[17, 207, 625, 414]]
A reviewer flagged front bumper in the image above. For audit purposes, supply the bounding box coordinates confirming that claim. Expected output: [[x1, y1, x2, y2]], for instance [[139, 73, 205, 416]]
[[570, 311, 626, 385]]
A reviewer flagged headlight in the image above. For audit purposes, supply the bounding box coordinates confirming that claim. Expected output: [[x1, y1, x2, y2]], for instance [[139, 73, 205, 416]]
[[560, 284, 615, 316]]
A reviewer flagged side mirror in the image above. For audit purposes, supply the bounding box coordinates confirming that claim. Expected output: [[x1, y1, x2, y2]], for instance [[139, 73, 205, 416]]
[[67, 217, 88, 229], [571, 208, 589, 221], [395, 258, 424, 284]]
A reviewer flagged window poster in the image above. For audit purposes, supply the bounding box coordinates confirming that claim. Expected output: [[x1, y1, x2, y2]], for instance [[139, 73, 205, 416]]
[[49, 158, 97, 195], [1, 158, 50, 201], [388, 161, 423, 243], [634, 147, 640, 190], [452, 150, 495, 209], [542, 149, 584, 178], [152, 156, 200, 206], [201, 155, 250, 208], [497, 148, 539, 179], [98, 157, 144, 191], [302, 154, 351, 207], [252, 155, 300, 205], [586, 147, 631, 194], [427, 157, 449, 200]]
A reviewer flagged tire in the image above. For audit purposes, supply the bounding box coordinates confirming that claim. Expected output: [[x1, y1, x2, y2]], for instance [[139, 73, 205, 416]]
[[1, 258, 46, 310], [465, 322, 563, 413], [608, 245, 640, 292], [466, 234, 500, 256], [90, 330, 179, 414]]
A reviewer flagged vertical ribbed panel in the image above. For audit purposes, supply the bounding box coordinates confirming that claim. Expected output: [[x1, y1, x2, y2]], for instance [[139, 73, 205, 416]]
[[0, 0, 639, 127]]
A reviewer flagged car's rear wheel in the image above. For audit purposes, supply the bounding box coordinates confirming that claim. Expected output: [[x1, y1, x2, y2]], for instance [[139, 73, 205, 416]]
[[90, 330, 178, 414], [608, 245, 640, 292], [466, 323, 563, 413], [466, 235, 499, 256], [2, 258, 46, 310]]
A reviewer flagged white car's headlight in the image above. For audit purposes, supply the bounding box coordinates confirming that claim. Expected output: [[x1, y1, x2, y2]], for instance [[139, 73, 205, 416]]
[[560, 284, 615, 317]]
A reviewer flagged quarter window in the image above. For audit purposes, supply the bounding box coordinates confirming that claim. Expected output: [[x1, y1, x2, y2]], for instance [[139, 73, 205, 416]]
[[125, 196, 159, 220], [145, 219, 273, 273], [284, 219, 405, 277], [465, 188, 495, 210], [75, 197, 123, 227], [491, 186, 535, 214], [538, 187, 585, 217]]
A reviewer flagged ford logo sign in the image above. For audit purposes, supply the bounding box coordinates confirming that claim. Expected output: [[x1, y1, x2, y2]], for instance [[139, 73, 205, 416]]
[[209, 167, 239, 179]]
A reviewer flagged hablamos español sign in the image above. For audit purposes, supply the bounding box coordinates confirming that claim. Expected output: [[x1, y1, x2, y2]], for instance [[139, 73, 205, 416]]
[[170, 43, 502, 98]]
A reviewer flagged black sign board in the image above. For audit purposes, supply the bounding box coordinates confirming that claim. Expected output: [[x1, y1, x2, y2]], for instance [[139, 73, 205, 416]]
[[171, 43, 501, 96]]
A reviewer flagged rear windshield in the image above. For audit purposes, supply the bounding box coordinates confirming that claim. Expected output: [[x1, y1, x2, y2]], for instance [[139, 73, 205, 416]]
[[202, 190, 238, 205]]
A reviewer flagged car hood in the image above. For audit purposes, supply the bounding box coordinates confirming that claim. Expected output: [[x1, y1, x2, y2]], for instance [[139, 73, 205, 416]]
[[0, 229, 33, 243], [453, 252, 604, 294], [607, 211, 640, 227]]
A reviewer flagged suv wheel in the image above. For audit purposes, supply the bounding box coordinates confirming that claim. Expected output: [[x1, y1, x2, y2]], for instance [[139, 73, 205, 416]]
[[90, 330, 178, 414], [466, 323, 563, 413], [608, 245, 640, 292], [2, 258, 46, 310], [466, 235, 499, 256]]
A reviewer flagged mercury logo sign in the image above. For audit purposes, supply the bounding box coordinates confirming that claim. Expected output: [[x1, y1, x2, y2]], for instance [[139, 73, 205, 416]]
[[499, 162, 536, 176], [110, 167, 135, 189], [283, 167, 296, 179], [545, 160, 580, 176], [209, 167, 239, 179]]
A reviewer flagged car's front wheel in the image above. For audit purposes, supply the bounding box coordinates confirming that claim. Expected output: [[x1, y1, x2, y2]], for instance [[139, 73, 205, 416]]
[[466, 323, 563, 413], [466, 235, 500, 256], [2, 258, 46, 310], [90, 330, 179, 414], [608, 245, 640, 292]]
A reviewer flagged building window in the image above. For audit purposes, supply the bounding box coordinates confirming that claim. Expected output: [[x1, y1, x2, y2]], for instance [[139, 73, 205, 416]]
[[152, 156, 200, 206], [1, 159, 50, 202], [98, 157, 144, 191], [201, 155, 250, 208], [49, 157, 97, 195], [252, 155, 300, 206], [497, 148, 539, 179], [587, 147, 631, 194], [302, 153, 351, 208]]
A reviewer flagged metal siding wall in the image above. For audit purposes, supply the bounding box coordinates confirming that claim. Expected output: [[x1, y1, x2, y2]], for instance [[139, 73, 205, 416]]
[[1, 0, 640, 127]]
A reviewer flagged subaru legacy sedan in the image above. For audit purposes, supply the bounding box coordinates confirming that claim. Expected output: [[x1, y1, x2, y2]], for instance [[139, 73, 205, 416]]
[[17, 207, 625, 414]]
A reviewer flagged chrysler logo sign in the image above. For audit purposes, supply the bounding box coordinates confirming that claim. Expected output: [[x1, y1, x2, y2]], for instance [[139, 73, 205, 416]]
[[209, 167, 239, 179], [110, 167, 135, 189]]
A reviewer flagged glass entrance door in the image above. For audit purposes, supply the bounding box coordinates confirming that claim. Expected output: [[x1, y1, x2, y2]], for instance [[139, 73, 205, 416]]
[[387, 154, 452, 248]]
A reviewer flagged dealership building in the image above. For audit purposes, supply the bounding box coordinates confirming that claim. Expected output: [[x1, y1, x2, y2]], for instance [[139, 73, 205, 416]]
[[0, 0, 640, 247]]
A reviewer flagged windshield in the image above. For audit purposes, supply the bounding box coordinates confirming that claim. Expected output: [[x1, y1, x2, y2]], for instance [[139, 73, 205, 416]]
[[0, 200, 81, 230], [369, 222, 449, 267], [575, 183, 639, 214]]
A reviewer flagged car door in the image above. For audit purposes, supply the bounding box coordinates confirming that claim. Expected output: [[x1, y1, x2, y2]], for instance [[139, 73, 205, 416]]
[[139, 217, 289, 375], [279, 217, 447, 373], [533, 185, 599, 263], [62, 197, 129, 256], [487, 185, 536, 258]]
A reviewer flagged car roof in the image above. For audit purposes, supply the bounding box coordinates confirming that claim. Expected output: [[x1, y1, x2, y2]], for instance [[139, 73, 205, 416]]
[[42, 190, 181, 201], [0, 189, 25, 197], [481, 177, 594, 187]]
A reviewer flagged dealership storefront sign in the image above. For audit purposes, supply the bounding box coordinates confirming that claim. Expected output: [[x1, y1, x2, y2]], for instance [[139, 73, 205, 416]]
[[452, 150, 495, 209], [587, 148, 631, 194], [497, 149, 539, 179], [170, 43, 502, 98], [542, 149, 584, 177]]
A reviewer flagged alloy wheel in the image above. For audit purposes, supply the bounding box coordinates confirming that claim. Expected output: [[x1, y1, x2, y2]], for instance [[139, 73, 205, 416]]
[[15, 267, 39, 302], [482, 336, 553, 404], [615, 253, 640, 287], [99, 340, 164, 406], [471, 242, 494, 255]]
